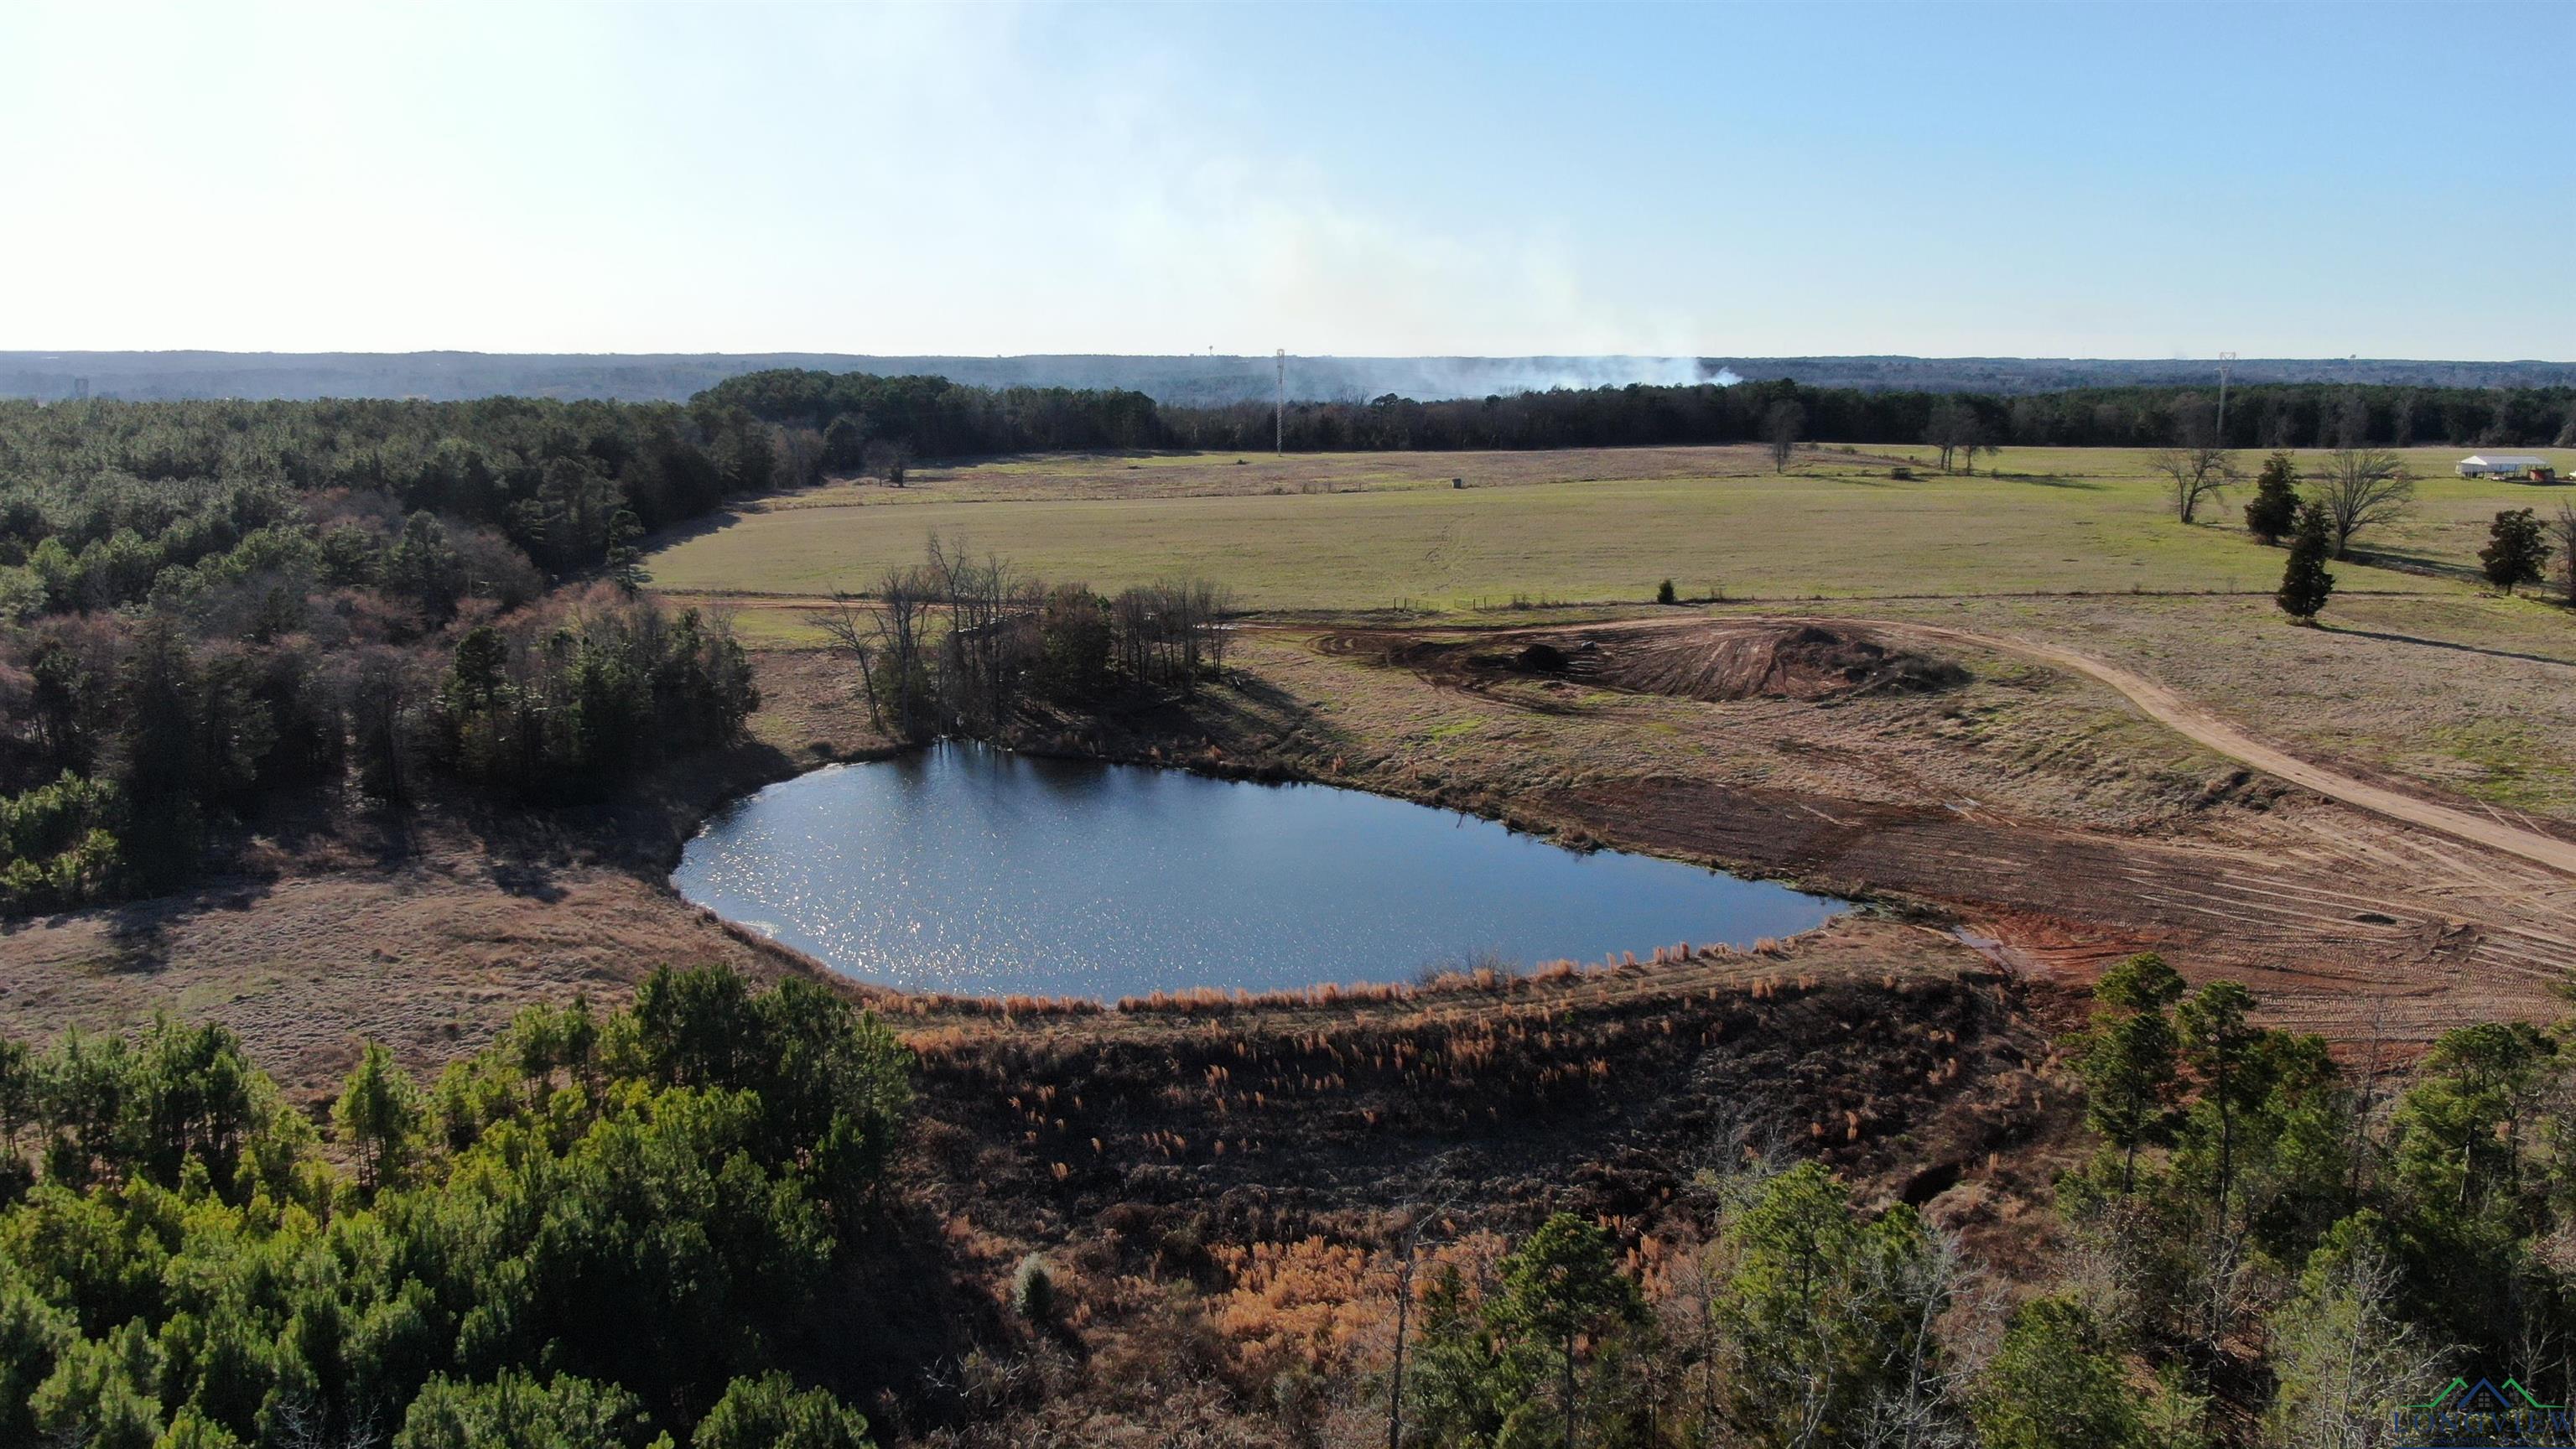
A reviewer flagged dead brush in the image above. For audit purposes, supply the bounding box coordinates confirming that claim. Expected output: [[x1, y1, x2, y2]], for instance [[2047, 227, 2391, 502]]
[[895, 991, 1104, 1018]]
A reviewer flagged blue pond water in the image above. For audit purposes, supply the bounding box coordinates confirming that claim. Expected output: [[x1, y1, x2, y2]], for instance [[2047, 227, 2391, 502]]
[[673, 742, 1845, 1000]]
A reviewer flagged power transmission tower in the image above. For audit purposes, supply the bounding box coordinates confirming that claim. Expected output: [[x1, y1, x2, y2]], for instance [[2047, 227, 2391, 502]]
[[2215, 351, 2237, 443], [1275, 349, 1285, 455]]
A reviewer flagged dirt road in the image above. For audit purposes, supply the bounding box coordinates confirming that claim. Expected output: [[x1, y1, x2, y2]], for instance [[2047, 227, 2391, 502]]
[[1753, 616, 2576, 880]]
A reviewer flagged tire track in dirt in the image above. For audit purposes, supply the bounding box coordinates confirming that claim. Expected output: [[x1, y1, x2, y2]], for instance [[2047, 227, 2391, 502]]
[[1307, 612, 2576, 1041], [1856, 619, 2576, 880], [1548, 612, 2576, 881]]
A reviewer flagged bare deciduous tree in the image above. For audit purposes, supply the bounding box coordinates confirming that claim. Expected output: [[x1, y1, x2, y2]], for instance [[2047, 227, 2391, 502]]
[[1379, 1171, 1468, 1449], [771, 424, 828, 489], [1854, 1230, 1983, 1449], [1924, 402, 1990, 475], [2147, 406, 2239, 523], [927, 535, 1041, 731], [2309, 449, 2416, 560], [1765, 401, 1805, 473], [863, 439, 915, 487], [868, 566, 937, 739], [2149, 445, 2238, 524], [2261, 1242, 2445, 1449], [818, 592, 884, 732]]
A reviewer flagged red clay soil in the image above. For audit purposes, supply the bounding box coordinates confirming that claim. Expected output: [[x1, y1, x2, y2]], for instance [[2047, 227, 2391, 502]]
[[1327, 616, 2576, 1049]]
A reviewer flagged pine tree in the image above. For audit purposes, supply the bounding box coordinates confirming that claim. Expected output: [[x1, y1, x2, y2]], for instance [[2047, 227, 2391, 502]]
[[1499, 1213, 1643, 1449], [2242, 451, 2300, 544], [2479, 507, 2547, 595], [333, 1040, 421, 1193], [1972, 1298, 2142, 1449], [2177, 982, 2263, 1229], [2277, 502, 2335, 623], [2080, 953, 2185, 1193]]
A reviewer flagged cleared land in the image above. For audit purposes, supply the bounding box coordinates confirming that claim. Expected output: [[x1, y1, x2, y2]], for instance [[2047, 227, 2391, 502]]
[[1749, 591, 2576, 826], [647, 443, 2575, 608], [654, 441, 2576, 826]]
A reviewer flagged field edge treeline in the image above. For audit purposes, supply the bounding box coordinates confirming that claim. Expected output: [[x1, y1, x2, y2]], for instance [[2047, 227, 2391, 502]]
[[700, 367, 2576, 460]]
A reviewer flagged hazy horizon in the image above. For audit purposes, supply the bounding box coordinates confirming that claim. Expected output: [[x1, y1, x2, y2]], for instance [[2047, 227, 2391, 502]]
[[9, 349, 2576, 365]]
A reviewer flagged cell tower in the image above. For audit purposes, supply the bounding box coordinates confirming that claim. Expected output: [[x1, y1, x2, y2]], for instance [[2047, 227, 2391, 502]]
[[1275, 349, 1285, 455]]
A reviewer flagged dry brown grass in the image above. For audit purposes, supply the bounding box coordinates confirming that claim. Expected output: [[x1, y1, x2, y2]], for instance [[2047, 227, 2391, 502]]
[[1766, 590, 2576, 825]]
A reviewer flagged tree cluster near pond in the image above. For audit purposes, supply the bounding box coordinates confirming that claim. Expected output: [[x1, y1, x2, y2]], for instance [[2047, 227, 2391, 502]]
[[821, 538, 1233, 740]]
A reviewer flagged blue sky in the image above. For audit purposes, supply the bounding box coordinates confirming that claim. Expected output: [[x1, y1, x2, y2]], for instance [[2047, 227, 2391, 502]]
[[3, 0, 2568, 358]]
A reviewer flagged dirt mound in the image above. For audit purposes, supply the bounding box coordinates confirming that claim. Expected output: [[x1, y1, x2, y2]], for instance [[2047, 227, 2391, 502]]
[[1322, 621, 1966, 704], [1505, 622, 1966, 702], [1597, 622, 1966, 702]]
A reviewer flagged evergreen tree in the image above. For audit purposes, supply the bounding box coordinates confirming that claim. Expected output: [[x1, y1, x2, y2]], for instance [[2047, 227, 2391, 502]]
[[2176, 981, 2264, 1230], [2242, 451, 2300, 543], [2479, 506, 2548, 594], [694, 1373, 873, 1449], [1971, 1298, 2142, 1449], [2277, 501, 2335, 623], [1497, 1213, 1644, 1449], [1714, 1163, 1951, 1447], [2079, 953, 2185, 1193], [392, 1371, 647, 1449], [333, 1040, 422, 1193]]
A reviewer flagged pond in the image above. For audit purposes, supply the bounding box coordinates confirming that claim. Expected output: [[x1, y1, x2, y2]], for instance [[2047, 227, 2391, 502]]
[[673, 742, 1846, 1000]]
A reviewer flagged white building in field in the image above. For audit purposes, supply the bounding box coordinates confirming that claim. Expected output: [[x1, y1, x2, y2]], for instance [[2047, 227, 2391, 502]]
[[2457, 454, 2555, 480]]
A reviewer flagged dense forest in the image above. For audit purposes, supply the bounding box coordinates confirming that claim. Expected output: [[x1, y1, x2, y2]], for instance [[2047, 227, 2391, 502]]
[[705, 368, 2576, 458], [0, 397, 769, 909], [9, 956, 2576, 1446]]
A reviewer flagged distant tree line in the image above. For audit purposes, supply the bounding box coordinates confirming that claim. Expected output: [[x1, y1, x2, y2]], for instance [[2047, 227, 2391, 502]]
[[695, 371, 1164, 462], [0, 967, 906, 1449], [702, 369, 2576, 459], [0, 398, 770, 910]]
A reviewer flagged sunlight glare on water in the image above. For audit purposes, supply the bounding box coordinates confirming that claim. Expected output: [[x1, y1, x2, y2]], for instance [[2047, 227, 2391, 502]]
[[673, 742, 1844, 1000]]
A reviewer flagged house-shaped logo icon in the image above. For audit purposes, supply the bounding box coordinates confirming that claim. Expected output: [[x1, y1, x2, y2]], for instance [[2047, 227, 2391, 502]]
[[2395, 1375, 2576, 1446], [2407, 1377, 2563, 1414]]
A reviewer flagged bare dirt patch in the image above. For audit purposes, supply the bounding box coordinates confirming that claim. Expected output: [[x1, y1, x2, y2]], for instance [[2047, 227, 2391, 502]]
[[1329, 619, 1968, 703], [1281, 616, 2576, 1049]]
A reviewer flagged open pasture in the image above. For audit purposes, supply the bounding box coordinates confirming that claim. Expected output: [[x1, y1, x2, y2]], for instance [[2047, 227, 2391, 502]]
[[647, 444, 2573, 610]]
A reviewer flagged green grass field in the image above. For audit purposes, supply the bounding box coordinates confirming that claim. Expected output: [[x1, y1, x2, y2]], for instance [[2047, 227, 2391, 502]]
[[645, 444, 2575, 610]]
